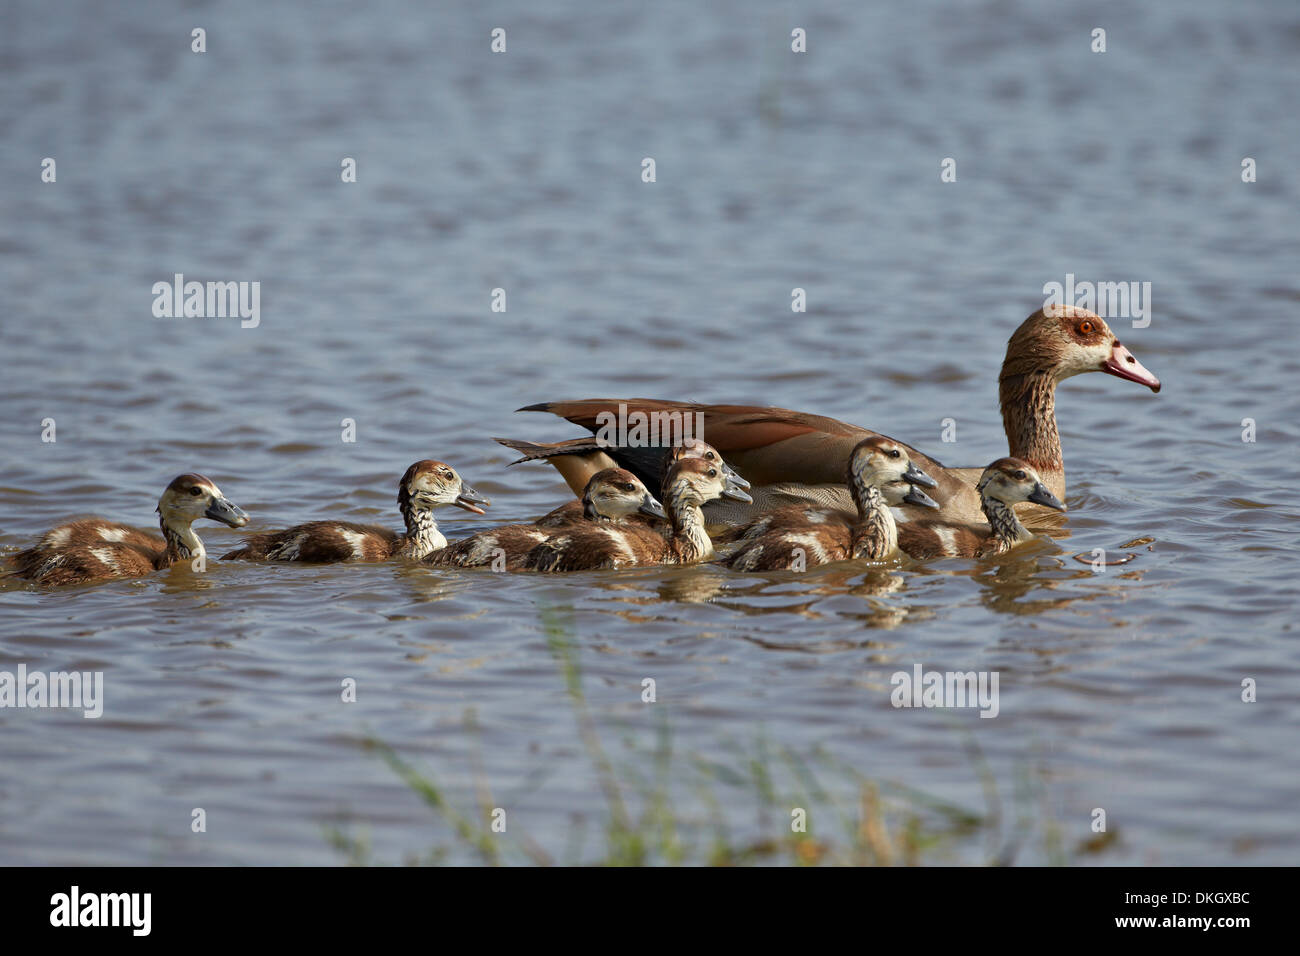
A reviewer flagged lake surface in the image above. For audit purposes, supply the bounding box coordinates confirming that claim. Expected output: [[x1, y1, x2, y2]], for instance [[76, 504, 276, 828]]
[[1, 0, 1297, 865]]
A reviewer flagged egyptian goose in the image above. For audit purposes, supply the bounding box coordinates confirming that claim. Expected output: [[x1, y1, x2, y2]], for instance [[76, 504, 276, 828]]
[[8, 474, 249, 586], [524, 458, 752, 572], [898, 458, 1065, 559], [494, 436, 749, 527], [722, 437, 939, 571], [518, 306, 1160, 524], [715, 437, 938, 549], [221, 460, 488, 562], [425, 468, 665, 570]]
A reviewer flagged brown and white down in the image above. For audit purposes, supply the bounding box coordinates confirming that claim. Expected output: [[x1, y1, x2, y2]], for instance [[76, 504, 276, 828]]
[[897, 458, 1065, 559], [8, 474, 249, 586], [524, 458, 753, 572], [493, 436, 750, 528], [424, 468, 665, 570], [721, 437, 940, 571], [221, 460, 488, 563], [519, 305, 1161, 525]]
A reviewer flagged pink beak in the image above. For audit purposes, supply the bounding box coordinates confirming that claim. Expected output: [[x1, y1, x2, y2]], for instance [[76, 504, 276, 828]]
[[1102, 340, 1161, 392]]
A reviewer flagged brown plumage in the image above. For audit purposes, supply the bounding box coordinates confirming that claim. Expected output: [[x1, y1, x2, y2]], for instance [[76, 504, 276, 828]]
[[221, 460, 488, 563], [424, 468, 664, 570], [519, 438, 748, 529], [7, 474, 249, 586], [722, 437, 939, 571], [519, 306, 1160, 525], [525, 458, 751, 572], [898, 458, 1066, 559]]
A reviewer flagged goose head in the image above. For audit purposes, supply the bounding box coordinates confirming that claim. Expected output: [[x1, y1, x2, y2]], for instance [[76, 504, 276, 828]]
[[398, 460, 490, 515], [662, 458, 752, 513], [975, 458, 1066, 511], [1008, 305, 1161, 392], [157, 473, 248, 529], [582, 468, 666, 521], [847, 437, 940, 509], [672, 438, 752, 493]]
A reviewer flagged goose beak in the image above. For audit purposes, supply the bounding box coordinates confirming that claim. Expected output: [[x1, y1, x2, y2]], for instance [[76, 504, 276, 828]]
[[721, 484, 753, 504], [1102, 340, 1161, 392], [639, 494, 667, 519], [722, 464, 751, 491], [454, 485, 491, 515], [205, 497, 249, 527], [1027, 483, 1066, 512], [904, 463, 938, 488], [903, 486, 940, 509]]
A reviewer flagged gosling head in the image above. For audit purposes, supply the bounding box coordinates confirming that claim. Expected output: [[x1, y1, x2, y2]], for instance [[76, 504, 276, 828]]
[[847, 437, 939, 509], [672, 438, 751, 493], [662, 457, 752, 510], [1009, 305, 1161, 392], [398, 460, 490, 515], [976, 458, 1066, 511], [582, 468, 666, 521], [157, 473, 248, 529]]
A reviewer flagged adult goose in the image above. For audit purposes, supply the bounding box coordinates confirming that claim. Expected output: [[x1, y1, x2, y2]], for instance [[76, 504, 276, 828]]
[[425, 468, 665, 570], [898, 458, 1065, 560], [525, 458, 752, 572], [518, 306, 1159, 525], [8, 474, 249, 586], [221, 460, 488, 562], [722, 437, 940, 571]]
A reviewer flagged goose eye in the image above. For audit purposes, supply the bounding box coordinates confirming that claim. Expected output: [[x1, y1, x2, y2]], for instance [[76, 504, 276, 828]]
[[707, 468, 717, 478], [621, 483, 634, 491], [1014, 470, 1026, 480], [889, 449, 900, 458], [189, 486, 203, 497], [1079, 321, 1094, 334]]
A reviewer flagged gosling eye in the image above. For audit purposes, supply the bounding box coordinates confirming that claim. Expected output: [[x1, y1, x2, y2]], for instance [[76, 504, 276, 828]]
[[189, 486, 203, 497], [1079, 320, 1094, 334], [705, 451, 717, 460], [1014, 470, 1026, 480], [889, 449, 900, 459], [706, 468, 717, 478], [621, 483, 635, 491]]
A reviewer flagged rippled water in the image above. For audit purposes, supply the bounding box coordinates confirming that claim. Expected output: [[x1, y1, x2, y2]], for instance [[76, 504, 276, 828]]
[[2, 0, 1298, 865]]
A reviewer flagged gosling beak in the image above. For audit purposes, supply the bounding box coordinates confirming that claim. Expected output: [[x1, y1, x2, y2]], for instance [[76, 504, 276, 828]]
[[1027, 483, 1067, 512], [639, 494, 667, 519], [1102, 340, 1161, 393], [904, 463, 938, 489], [721, 483, 753, 503], [205, 496, 249, 528], [903, 486, 940, 509], [722, 464, 751, 491], [454, 485, 491, 515]]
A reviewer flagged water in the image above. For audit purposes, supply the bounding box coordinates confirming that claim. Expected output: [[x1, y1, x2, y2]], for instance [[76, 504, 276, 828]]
[[1, 0, 1297, 865]]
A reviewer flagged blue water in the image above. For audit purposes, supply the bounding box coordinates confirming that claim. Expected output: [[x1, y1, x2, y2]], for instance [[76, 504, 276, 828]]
[[1, 0, 1297, 864]]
